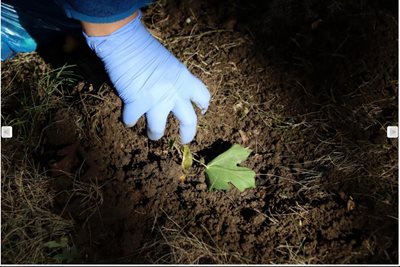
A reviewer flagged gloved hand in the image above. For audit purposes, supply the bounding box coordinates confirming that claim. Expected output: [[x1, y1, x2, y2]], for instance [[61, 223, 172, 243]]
[[83, 11, 210, 144]]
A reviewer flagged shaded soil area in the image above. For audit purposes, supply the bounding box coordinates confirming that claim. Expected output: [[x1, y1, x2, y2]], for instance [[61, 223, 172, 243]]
[[2, 0, 398, 264]]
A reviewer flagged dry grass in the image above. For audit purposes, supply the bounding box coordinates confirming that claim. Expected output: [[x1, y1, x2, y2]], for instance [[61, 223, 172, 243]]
[[139, 210, 252, 264], [1, 155, 74, 263], [1, 53, 76, 153], [1, 53, 77, 263], [275, 241, 316, 265]]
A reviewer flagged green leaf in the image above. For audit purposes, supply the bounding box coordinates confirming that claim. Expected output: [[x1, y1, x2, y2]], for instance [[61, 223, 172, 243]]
[[44, 241, 64, 249], [205, 144, 256, 191]]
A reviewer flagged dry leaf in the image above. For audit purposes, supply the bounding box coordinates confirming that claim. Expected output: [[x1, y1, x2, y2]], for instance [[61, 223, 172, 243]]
[[347, 197, 355, 211], [239, 130, 249, 145], [311, 19, 323, 30]]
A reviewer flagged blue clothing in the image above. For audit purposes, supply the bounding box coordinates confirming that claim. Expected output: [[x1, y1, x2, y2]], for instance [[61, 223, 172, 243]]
[[1, 3, 37, 59], [56, 0, 151, 23], [1, 0, 152, 60]]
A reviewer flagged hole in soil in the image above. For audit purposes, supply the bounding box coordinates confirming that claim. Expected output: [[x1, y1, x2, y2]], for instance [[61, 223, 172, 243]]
[[197, 139, 232, 163], [139, 197, 149, 206], [134, 180, 143, 190], [240, 208, 257, 221], [148, 152, 161, 170]]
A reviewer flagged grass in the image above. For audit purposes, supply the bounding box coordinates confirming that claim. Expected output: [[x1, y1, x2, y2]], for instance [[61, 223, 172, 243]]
[[1, 156, 74, 263], [139, 210, 252, 264], [1, 53, 77, 263], [2, 53, 76, 153]]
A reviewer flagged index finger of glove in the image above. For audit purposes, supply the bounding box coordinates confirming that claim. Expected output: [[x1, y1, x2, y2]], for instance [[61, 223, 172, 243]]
[[189, 77, 211, 114]]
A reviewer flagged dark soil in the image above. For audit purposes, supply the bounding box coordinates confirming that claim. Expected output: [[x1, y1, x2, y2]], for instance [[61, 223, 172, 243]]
[[2, 0, 398, 264]]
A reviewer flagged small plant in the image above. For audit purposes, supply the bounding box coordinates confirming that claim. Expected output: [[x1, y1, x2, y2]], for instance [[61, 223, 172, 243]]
[[180, 144, 256, 192], [1, 54, 76, 264], [44, 236, 77, 263], [205, 144, 256, 191], [181, 144, 193, 173]]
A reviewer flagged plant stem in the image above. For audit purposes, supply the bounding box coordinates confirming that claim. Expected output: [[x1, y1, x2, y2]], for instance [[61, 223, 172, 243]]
[[192, 157, 207, 168]]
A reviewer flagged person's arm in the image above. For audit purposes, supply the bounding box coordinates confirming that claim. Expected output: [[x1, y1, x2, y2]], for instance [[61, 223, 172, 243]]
[[80, 11, 138, 36], [56, 1, 210, 144]]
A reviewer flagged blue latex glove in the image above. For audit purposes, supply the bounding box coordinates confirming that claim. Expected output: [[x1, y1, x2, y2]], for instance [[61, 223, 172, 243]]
[[83, 11, 210, 144]]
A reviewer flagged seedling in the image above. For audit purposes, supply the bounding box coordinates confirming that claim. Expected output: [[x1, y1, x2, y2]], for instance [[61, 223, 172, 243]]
[[44, 236, 77, 263], [180, 144, 256, 192], [181, 145, 193, 173], [179, 144, 193, 182]]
